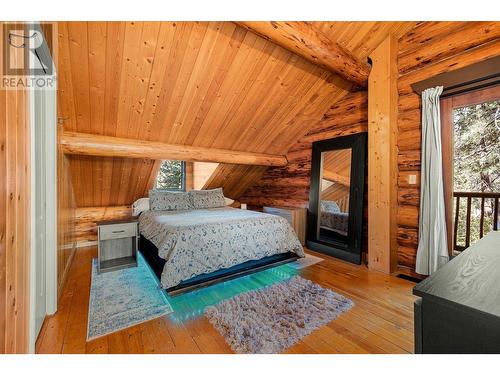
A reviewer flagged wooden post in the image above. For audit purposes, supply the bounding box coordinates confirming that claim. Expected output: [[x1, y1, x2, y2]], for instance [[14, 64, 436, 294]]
[[367, 36, 399, 274]]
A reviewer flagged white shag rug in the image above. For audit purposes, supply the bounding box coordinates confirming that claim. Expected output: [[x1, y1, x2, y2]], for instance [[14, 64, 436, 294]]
[[204, 276, 353, 354]]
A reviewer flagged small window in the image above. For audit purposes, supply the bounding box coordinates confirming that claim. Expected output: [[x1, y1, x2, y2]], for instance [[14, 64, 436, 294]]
[[155, 160, 186, 191]]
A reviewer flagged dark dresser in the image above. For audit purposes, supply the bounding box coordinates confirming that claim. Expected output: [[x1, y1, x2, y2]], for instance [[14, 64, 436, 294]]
[[413, 231, 500, 353]]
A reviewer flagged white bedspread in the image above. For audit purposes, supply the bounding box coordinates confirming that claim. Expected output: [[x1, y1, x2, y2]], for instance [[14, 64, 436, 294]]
[[139, 207, 304, 289]]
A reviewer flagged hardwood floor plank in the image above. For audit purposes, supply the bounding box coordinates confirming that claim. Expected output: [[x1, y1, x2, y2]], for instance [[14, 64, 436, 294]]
[[36, 246, 415, 354], [86, 336, 109, 354], [283, 341, 318, 354]]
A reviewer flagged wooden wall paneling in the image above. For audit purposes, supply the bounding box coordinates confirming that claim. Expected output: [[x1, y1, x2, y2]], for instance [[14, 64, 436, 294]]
[[0, 56, 5, 355], [185, 162, 194, 190], [68, 155, 156, 207], [0, 80, 30, 353], [153, 22, 215, 145], [367, 35, 399, 274], [239, 90, 368, 209], [57, 132, 77, 294], [75, 206, 133, 244], [56, 22, 417, 208], [169, 22, 243, 145], [203, 164, 268, 199], [87, 22, 107, 210], [217, 53, 314, 151], [236, 21, 371, 88], [193, 162, 218, 190], [210, 22, 500, 274], [313, 22, 418, 60], [114, 22, 152, 206], [396, 22, 500, 273], [127, 159, 156, 204], [67, 22, 93, 208], [182, 25, 247, 146], [101, 22, 125, 207], [259, 73, 348, 155], [187, 31, 270, 148], [146, 160, 162, 193]]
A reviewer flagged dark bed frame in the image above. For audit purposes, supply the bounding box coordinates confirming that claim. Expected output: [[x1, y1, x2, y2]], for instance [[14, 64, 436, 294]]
[[139, 235, 300, 296]]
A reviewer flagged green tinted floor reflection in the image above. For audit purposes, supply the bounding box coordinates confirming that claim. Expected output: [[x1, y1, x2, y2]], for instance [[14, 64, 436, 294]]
[[164, 264, 299, 323]]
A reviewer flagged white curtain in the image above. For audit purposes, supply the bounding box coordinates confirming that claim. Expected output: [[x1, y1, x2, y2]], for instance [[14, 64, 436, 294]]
[[416, 86, 449, 275]]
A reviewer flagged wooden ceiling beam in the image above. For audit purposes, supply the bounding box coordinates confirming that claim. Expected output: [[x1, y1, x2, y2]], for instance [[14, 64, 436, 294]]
[[60, 131, 288, 167], [322, 170, 350, 186], [236, 21, 371, 88]]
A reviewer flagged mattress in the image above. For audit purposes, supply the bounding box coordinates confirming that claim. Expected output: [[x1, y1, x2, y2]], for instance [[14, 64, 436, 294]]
[[139, 207, 304, 289], [320, 210, 349, 236]]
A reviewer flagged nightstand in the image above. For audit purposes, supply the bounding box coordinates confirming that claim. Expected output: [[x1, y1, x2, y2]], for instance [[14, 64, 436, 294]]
[[263, 206, 307, 245], [97, 218, 139, 273]]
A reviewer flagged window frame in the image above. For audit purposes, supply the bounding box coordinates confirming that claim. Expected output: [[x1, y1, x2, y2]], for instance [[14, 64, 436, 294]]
[[154, 160, 187, 192], [440, 84, 500, 255]]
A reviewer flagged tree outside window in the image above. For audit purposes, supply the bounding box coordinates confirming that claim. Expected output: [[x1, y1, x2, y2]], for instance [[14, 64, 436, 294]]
[[155, 160, 186, 191], [453, 99, 500, 246]]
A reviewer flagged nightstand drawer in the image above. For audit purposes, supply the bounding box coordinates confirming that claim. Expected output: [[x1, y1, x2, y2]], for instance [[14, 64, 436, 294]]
[[99, 222, 137, 240]]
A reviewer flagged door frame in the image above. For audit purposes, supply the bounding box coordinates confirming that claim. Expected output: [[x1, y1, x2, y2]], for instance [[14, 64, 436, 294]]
[[28, 22, 58, 353], [440, 84, 500, 256]]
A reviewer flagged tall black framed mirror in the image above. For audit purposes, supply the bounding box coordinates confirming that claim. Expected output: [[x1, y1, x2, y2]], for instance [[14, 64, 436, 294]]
[[306, 133, 367, 264]]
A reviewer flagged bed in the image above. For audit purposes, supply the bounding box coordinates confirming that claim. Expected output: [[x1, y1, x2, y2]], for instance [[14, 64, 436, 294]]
[[320, 200, 349, 236], [136, 190, 304, 295]]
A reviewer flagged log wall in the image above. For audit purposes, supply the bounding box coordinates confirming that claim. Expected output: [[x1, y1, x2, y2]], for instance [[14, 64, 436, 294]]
[[396, 21, 500, 274], [75, 206, 133, 244], [240, 22, 500, 274], [240, 91, 368, 254], [240, 91, 367, 209]]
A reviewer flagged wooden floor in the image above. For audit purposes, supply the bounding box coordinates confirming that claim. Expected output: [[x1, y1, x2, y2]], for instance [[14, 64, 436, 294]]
[[36, 246, 416, 354]]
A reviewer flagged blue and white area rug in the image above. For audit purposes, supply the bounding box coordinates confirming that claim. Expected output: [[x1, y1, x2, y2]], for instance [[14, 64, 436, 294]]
[[87, 252, 173, 341]]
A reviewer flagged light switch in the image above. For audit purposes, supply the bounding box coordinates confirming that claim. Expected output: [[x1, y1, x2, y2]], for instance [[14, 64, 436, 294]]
[[408, 174, 417, 185]]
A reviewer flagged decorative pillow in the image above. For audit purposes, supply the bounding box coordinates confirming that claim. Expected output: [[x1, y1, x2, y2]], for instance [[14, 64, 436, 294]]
[[149, 190, 192, 211], [132, 197, 150, 216], [189, 188, 226, 209], [321, 200, 341, 213]]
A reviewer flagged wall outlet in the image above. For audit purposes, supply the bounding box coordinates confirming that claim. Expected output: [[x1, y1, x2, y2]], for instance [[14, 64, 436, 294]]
[[408, 174, 417, 185]]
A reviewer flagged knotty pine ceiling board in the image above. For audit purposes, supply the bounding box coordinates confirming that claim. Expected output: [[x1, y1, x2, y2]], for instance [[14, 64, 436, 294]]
[[57, 21, 419, 206]]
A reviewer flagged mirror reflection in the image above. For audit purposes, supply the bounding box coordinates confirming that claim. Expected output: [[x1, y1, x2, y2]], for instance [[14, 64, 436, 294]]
[[318, 148, 352, 243]]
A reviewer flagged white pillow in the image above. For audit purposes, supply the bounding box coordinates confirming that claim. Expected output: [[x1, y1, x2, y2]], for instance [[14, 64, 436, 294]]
[[132, 197, 150, 216], [224, 197, 234, 206]]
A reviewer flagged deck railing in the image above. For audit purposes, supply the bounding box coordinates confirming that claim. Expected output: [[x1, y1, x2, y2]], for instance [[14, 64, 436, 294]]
[[453, 191, 500, 252]]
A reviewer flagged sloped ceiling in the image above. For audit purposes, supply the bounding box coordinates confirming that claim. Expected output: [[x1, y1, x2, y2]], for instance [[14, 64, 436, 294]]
[[57, 21, 418, 207], [323, 148, 352, 180]]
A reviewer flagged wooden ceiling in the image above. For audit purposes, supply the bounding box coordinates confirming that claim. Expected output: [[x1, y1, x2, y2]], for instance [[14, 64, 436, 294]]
[[323, 148, 352, 180], [57, 21, 418, 207]]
